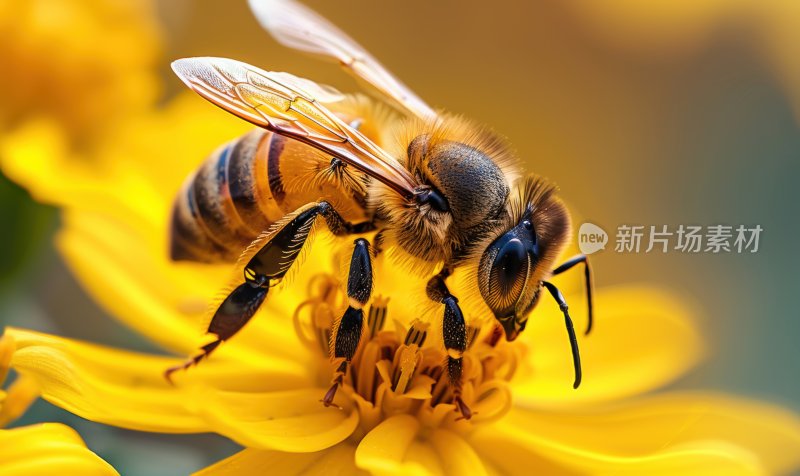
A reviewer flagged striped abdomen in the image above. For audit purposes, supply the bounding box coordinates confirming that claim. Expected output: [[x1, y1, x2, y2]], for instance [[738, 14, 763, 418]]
[[170, 129, 368, 263]]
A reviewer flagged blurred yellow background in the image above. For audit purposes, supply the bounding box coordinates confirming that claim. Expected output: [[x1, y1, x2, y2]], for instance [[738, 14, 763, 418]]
[[1, 1, 799, 474]]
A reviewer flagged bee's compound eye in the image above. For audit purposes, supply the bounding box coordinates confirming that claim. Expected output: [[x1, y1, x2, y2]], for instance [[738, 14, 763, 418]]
[[483, 236, 530, 318], [522, 220, 532, 231], [494, 238, 527, 296]]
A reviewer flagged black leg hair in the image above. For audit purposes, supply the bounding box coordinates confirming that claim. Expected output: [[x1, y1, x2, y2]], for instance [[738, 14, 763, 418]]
[[426, 267, 472, 420], [166, 201, 368, 382], [322, 238, 373, 407], [541, 281, 583, 389], [552, 254, 594, 335]]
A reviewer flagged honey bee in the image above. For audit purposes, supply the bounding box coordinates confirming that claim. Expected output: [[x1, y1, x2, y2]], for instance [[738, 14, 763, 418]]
[[166, 0, 594, 418]]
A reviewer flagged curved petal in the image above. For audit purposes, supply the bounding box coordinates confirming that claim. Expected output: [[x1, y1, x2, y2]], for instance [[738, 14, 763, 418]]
[[6, 328, 309, 433], [355, 415, 421, 474], [473, 428, 763, 476], [57, 211, 221, 355], [0, 375, 39, 427], [195, 443, 365, 476], [0, 423, 118, 476], [429, 429, 487, 476], [57, 210, 315, 369], [355, 414, 482, 476], [472, 392, 800, 475], [199, 388, 359, 452], [513, 285, 703, 407]]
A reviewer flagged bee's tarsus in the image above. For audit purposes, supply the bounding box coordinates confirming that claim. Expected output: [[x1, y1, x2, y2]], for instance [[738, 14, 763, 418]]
[[321, 381, 342, 409], [454, 395, 473, 421], [163, 338, 222, 384], [322, 360, 349, 408]]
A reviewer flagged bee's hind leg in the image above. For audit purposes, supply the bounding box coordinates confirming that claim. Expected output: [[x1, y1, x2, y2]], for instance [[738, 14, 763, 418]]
[[426, 267, 471, 420], [165, 201, 370, 383], [321, 238, 373, 407]]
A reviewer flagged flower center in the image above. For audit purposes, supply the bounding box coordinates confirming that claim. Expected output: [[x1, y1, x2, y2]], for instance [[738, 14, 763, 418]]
[[292, 274, 516, 437]]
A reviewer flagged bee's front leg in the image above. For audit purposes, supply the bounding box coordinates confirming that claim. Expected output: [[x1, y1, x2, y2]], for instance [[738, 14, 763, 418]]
[[165, 201, 365, 382], [426, 268, 471, 420], [322, 238, 373, 407]]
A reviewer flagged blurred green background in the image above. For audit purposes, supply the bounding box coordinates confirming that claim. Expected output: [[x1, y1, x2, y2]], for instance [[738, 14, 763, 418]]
[[1, 1, 798, 474]]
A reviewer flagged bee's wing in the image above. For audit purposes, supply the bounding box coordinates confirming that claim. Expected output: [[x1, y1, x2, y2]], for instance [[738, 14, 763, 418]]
[[248, 0, 436, 121], [172, 57, 418, 199]]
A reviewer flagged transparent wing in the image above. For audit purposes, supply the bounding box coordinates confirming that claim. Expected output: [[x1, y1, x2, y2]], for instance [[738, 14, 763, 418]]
[[172, 57, 418, 199], [248, 0, 436, 121]]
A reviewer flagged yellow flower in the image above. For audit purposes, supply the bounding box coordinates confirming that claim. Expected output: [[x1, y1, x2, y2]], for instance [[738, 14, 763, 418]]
[[0, 334, 118, 476], [0, 0, 161, 148], [2, 94, 800, 475]]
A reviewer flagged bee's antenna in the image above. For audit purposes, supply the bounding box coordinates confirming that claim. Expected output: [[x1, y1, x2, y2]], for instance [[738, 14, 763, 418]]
[[542, 281, 582, 389]]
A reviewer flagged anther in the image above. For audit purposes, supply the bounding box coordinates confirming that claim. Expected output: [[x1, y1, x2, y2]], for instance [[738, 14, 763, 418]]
[[367, 297, 389, 338], [403, 320, 428, 347], [393, 345, 419, 394]]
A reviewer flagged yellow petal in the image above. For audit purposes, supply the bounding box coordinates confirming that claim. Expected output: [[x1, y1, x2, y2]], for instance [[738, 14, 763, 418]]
[[0, 120, 160, 230], [8, 327, 206, 432], [0, 423, 118, 476], [513, 285, 702, 407], [5, 328, 309, 433], [474, 427, 763, 476], [57, 210, 226, 354], [198, 388, 359, 452], [355, 414, 462, 476], [472, 392, 800, 475], [0, 375, 39, 427], [57, 210, 311, 369], [195, 443, 366, 476], [429, 429, 487, 476]]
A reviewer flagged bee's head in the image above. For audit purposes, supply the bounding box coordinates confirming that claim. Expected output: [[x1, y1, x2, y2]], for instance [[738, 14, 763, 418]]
[[477, 176, 571, 341]]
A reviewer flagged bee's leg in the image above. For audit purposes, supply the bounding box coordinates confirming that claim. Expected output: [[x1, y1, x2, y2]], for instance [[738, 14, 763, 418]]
[[552, 254, 594, 335], [541, 281, 583, 389], [165, 201, 361, 382], [426, 268, 471, 420], [322, 238, 373, 407]]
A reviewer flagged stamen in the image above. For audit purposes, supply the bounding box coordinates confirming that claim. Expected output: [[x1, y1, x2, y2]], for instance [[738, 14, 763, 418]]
[[312, 304, 334, 355], [295, 278, 514, 433], [392, 345, 420, 394], [404, 319, 428, 347], [367, 297, 389, 338]]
